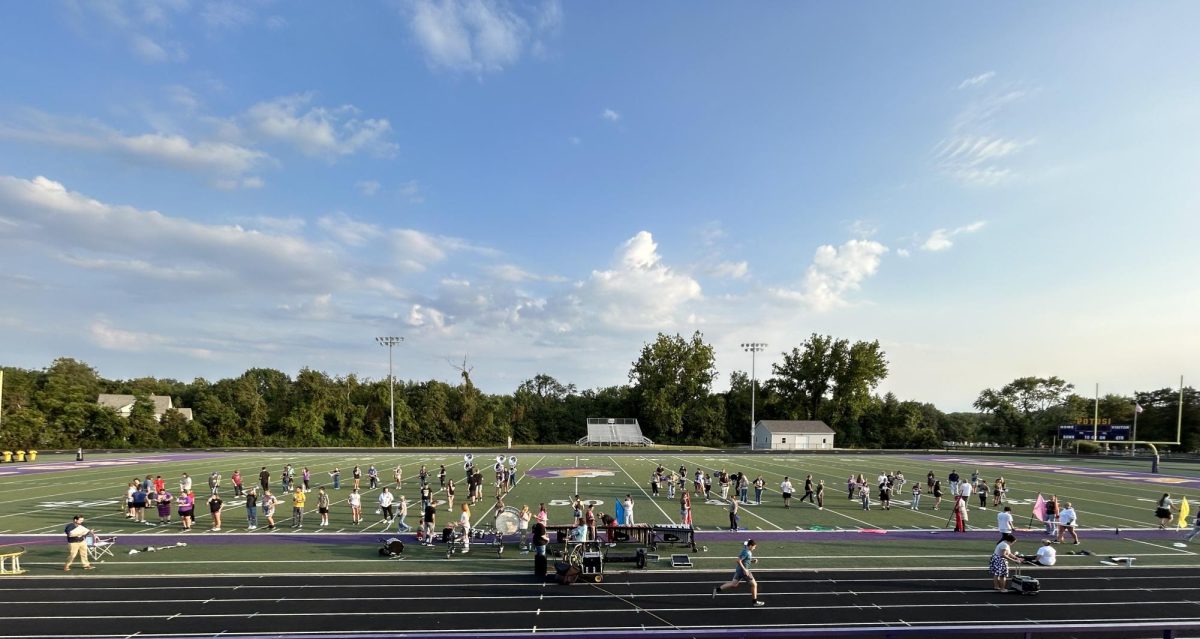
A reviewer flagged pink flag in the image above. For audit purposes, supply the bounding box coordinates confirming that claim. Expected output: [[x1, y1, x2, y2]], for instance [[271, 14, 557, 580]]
[[1135, 403, 1145, 414], [1032, 493, 1046, 521]]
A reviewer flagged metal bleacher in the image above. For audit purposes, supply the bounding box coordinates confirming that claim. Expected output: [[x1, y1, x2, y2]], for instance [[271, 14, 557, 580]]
[[576, 418, 653, 447]]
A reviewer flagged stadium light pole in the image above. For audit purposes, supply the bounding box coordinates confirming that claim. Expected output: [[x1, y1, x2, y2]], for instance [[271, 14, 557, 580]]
[[742, 343, 767, 450], [375, 336, 404, 448]]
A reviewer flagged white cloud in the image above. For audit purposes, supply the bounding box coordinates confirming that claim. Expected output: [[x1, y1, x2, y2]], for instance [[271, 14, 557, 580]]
[[488, 264, 566, 283], [201, 1, 256, 29], [706, 260, 749, 279], [245, 94, 397, 159], [602, 108, 620, 122], [356, 180, 382, 196], [896, 248, 911, 258], [0, 114, 271, 179], [936, 134, 1032, 186], [921, 221, 987, 252], [958, 71, 996, 89], [265, 15, 289, 30], [399, 179, 424, 203], [774, 239, 888, 311], [91, 319, 154, 351], [213, 175, 265, 190], [0, 175, 342, 294], [389, 228, 495, 271], [406, 0, 551, 73], [130, 34, 169, 62], [567, 231, 703, 330], [318, 212, 383, 247]]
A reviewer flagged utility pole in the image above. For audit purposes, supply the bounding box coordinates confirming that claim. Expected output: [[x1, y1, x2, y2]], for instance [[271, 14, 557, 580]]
[[375, 337, 404, 448], [742, 343, 767, 450]]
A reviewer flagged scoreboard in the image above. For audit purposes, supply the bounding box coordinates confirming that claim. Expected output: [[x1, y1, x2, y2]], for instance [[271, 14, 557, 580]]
[[1058, 424, 1132, 441]]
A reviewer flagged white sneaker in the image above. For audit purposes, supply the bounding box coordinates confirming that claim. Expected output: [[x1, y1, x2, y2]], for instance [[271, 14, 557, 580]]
[[211, 527, 221, 532]]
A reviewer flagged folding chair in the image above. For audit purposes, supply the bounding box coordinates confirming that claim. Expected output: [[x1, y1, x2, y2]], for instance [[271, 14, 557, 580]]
[[85, 533, 117, 562]]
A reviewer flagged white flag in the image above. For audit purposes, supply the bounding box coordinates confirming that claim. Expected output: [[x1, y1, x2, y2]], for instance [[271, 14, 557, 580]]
[[1135, 403, 1145, 414]]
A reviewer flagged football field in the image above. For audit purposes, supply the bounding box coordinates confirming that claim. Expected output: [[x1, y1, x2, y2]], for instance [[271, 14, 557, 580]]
[[2, 449, 1199, 576]]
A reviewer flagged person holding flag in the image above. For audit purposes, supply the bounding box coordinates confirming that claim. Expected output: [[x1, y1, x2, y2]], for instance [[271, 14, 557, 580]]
[[1156, 493, 1175, 529], [1031, 494, 1047, 531]]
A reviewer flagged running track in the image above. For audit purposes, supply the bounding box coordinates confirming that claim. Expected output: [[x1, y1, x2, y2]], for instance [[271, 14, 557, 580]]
[[3, 567, 1200, 638]]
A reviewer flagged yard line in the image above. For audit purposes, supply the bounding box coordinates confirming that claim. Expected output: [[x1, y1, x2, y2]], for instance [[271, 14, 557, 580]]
[[607, 456, 673, 523]]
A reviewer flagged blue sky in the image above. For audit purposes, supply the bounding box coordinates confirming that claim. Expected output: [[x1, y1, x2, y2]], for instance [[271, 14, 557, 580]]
[[1, 1, 1197, 410]]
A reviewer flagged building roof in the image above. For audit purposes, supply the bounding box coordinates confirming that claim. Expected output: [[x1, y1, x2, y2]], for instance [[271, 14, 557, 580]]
[[97, 394, 174, 415], [755, 420, 834, 435]]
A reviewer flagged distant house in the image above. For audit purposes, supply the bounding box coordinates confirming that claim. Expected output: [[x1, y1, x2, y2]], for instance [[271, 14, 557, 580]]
[[96, 394, 193, 422], [753, 420, 834, 451]]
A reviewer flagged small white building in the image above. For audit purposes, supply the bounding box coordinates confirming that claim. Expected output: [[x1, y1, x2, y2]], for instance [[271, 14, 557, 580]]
[[97, 394, 193, 422], [753, 420, 834, 451]]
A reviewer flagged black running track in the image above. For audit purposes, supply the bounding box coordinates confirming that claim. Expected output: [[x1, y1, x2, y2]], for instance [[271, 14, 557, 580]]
[[3, 568, 1200, 639]]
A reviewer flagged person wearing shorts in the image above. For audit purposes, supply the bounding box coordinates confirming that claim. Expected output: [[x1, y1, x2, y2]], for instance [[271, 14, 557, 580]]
[[263, 490, 277, 529], [780, 477, 794, 508], [713, 539, 764, 606], [317, 487, 331, 527], [349, 488, 362, 524], [1057, 502, 1079, 544]]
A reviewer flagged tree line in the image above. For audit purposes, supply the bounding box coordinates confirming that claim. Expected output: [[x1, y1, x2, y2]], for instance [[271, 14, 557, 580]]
[[1, 332, 1195, 450]]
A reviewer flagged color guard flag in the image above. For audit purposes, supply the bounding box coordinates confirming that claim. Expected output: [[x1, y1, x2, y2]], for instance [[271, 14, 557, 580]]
[[1179, 497, 1190, 530], [1135, 403, 1145, 413], [1032, 494, 1047, 521]]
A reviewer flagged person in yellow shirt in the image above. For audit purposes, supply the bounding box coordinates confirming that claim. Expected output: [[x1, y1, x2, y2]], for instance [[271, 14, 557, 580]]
[[292, 488, 306, 528]]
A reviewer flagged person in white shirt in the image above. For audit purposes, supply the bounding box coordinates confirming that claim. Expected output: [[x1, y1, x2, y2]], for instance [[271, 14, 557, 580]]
[[997, 506, 1016, 536], [622, 494, 635, 526], [378, 488, 394, 522], [958, 480, 973, 502], [1057, 502, 1079, 544], [1034, 539, 1057, 566], [780, 477, 794, 508]]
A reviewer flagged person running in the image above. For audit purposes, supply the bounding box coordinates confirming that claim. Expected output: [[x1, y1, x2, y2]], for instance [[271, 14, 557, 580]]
[[291, 487, 306, 528], [349, 488, 362, 525], [990, 533, 1021, 592], [245, 488, 258, 530], [1057, 502, 1079, 544], [263, 489, 277, 530], [713, 540, 765, 606], [780, 477, 794, 508], [1156, 493, 1175, 529], [317, 487, 331, 527]]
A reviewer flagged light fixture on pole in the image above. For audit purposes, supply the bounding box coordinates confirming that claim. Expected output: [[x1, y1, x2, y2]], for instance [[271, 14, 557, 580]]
[[375, 336, 404, 448], [742, 342, 767, 450]]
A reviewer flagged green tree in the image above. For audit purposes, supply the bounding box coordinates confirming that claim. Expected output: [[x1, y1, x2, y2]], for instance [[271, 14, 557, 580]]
[[973, 376, 1074, 446], [629, 331, 723, 444]]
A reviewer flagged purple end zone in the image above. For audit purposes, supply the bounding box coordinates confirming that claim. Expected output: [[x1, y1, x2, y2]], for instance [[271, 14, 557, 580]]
[[904, 454, 1200, 490], [0, 452, 227, 477]]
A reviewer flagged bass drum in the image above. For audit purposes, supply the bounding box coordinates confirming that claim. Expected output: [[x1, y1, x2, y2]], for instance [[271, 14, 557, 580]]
[[494, 509, 520, 535]]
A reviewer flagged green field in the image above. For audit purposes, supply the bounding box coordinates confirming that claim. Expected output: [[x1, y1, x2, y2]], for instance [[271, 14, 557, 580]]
[[3, 449, 1199, 576]]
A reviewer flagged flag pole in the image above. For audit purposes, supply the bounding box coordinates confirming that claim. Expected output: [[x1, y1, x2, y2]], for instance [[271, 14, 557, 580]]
[[1094, 383, 1100, 444], [1132, 395, 1139, 457]]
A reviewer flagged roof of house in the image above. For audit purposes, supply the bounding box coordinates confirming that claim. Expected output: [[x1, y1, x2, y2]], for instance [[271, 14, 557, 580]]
[[97, 394, 174, 415], [755, 420, 834, 435]]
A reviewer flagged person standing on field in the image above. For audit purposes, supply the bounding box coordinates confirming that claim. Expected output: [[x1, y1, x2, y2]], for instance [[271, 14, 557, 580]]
[[63, 515, 94, 571]]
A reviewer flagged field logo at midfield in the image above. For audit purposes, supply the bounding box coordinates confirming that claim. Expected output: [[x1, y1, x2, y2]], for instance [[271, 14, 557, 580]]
[[526, 467, 616, 479]]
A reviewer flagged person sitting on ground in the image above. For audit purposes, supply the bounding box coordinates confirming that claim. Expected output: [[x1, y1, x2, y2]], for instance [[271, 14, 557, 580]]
[[1028, 539, 1057, 566]]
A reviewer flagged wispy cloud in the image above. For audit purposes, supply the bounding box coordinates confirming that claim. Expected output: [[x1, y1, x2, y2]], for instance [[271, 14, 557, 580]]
[[921, 221, 987, 252], [958, 71, 996, 89], [356, 180, 382, 196], [244, 94, 397, 160], [601, 108, 620, 122], [0, 112, 271, 182], [403, 0, 561, 74], [936, 83, 1035, 187]]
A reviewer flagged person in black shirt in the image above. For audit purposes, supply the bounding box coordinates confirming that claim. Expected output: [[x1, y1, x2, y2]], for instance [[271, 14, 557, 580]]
[[423, 502, 437, 546], [259, 467, 270, 492]]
